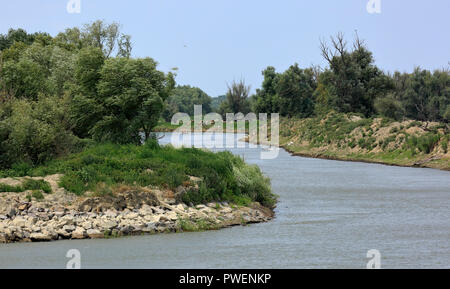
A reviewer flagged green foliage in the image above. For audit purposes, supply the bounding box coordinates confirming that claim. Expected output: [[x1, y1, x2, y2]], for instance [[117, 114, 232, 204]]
[[393, 69, 449, 122], [441, 135, 449, 153], [252, 65, 316, 117], [0, 96, 80, 168], [162, 85, 212, 121], [374, 94, 405, 120], [0, 178, 52, 193], [219, 79, 251, 116], [1, 143, 276, 207], [405, 133, 441, 154], [31, 190, 44, 200], [211, 95, 226, 112], [320, 33, 394, 116], [251, 33, 448, 123], [0, 28, 43, 51]]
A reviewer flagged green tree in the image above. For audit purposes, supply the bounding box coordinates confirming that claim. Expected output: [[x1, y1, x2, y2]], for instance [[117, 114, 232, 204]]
[[276, 64, 316, 117], [320, 33, 394, 116], [253, 66, 280, 114], [163, 85, 212, 120], [374, 93, 405, 120], [220, 79, 251, 115], [72, 57, 174, 144], [0, 96, 78, 167]]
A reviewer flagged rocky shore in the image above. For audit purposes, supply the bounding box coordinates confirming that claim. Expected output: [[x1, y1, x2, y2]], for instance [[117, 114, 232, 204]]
[[0, 175, 274, 243]]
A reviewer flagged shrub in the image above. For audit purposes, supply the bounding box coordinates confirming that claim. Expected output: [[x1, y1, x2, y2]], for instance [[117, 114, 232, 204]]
[[31, 190, 44, 200], [2, 143, 276, 207], [0, 178, 51, 193], [0, 96, 80, 169]]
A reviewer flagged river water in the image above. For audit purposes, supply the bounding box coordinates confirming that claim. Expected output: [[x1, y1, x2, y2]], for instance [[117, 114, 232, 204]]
[[0, 133, 449, 268]]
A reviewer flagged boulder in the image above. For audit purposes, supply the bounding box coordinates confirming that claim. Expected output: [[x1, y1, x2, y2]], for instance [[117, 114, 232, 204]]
[[30, 232, 52, 242], [11, 217, 27, 228], [71, 227, 86, 239], [99, 220, 117, 230], [125, 212, 139, 219], [87, 229, 103, 239], [56, 229, 71, 239], [63, 225, 76, 232]]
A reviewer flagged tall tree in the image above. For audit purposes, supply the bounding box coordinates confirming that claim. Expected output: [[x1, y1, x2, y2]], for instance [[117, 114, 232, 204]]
[[320, 33, 393, 116], [220, 79, 251, 115]]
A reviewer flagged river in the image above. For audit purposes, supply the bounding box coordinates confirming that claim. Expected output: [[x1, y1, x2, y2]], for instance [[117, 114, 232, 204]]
[[0, 133, 449, 268]]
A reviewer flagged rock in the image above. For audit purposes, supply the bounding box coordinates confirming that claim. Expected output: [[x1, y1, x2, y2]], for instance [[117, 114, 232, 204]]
[[63, 225, 76, 232], [30, 232, 52, 242], [7, 207, 16, 218], [54, 211, 66, 218], [220, 207, 233, 214], [42, 229, 58, 240], [0, 215, 7, 220], [174, 204, 185, 212], [71, 227, 86, 239], [31, 225, 41, 232], [143, 215, 159, 222], [195, 204, 206, 210], [0, 233, 8, 243], [56, 229, 71, 238], [119, 226, 133, 235], [143, 222, 157, 233], [152, 207, 165, 214], [139, 205, 153, 215], [104, 210, 117, 218], [166, 211, 178, 221], [99, 220, 117, 230], [81, 221, 92, 230], [18, 202, 31, 211], [189, 176, 202, 182], [11, 217, 27, 228], [125, 212, 139, 219], [87, 229, 103, 239]]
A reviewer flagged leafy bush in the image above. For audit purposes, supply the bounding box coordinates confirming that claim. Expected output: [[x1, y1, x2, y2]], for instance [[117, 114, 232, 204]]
[[0, 178, 52, 193], [0, 96, 81, 169], [405, 133, 441, 154], [1, 143, 276, 208]]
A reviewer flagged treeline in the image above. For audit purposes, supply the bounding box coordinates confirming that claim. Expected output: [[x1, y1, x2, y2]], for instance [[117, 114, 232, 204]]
[[226, 34, 450, 123], [162, 85, 212, 121], [0, 21, 175, 168]]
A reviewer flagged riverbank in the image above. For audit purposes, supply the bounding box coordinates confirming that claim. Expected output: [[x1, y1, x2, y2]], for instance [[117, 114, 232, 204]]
[[0, 174, 273, 243], [277, 114, 450, 171], [0, 142, 276, 243]]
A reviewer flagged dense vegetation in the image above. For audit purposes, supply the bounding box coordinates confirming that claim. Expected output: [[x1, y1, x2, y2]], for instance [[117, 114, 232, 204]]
[[0, 21, 175, 168], [0, 141, 275, 207], [162, 85, 212, 121], [248, 34, 449, 124], [280, 112, 449, 170], [0, 22, 275, 207]]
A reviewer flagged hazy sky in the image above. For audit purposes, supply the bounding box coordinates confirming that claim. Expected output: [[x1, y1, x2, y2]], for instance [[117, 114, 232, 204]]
[[1, 0, 449, 96]]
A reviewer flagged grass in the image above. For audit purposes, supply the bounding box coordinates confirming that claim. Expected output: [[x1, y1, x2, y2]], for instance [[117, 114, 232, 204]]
[[0, 178, 52, 194], [0, 140, 276, 208], [178, 218, 219, 232], [279, 112, 450, 170]]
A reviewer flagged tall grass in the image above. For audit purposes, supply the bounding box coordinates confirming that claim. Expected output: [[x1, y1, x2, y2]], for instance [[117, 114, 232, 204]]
[[0, 140, 276, 208]]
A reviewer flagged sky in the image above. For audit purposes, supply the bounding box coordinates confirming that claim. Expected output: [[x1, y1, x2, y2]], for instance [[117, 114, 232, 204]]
[[1, 0, 449, 97]]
